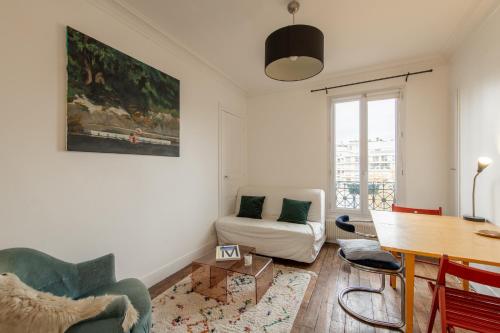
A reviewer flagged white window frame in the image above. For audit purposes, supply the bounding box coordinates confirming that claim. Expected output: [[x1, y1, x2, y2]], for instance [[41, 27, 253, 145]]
[[328, 88, 405, 217]]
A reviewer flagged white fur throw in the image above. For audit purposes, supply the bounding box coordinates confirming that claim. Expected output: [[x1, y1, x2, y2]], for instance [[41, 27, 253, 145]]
[[0, 273, 138, 333]]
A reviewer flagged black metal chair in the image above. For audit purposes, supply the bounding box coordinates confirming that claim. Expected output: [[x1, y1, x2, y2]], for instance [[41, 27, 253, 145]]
[[335, 215, 406, 329]]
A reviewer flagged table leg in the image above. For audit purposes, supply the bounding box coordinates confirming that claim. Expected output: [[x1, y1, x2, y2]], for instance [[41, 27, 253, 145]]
[[390, 251, 398, 289], [191, 263, 228, 303], [462, 261, 470, 291], [255, 262, 274, 303], [404, 253, 415, 333]]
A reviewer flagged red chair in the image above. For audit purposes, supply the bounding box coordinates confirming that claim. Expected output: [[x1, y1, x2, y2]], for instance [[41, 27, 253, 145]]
[[390, 204, 443, 285], [392, 203, 442, 216], [427, 255, 500, 333]]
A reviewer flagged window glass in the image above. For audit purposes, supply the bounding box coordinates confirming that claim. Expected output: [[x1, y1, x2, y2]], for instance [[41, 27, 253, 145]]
[[334, 100, 360, 210]]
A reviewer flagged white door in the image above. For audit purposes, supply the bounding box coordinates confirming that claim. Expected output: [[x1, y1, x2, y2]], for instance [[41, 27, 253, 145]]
[[219, 107, 245, 217]]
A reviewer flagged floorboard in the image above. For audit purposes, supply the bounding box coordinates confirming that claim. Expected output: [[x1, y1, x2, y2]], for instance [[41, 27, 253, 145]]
[[149, 243, 469, 332]]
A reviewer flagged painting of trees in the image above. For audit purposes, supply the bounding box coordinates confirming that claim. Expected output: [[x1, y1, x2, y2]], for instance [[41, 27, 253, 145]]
[[66, 26, 180, 157]]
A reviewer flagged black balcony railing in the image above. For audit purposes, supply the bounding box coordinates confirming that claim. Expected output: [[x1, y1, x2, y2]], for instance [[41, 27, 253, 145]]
[[335, 181, 396, 211]]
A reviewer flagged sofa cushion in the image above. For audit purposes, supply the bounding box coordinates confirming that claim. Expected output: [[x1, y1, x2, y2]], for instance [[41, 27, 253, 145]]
[[237, 196, 265, 219], [216, 216, 323, 245], [277, 198, 312, 224], [216, 215, 325, 263], [217, 215, 321, 239]]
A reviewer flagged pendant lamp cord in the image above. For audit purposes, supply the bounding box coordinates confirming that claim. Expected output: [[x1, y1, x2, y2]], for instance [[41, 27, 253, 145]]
[[288, 0, 299, 25]]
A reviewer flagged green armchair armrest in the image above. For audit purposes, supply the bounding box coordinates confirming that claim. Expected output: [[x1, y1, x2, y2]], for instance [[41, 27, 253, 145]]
[[68, 295, 133, 333], [81, 278, 152, 329], [77, 254, 116, 296]]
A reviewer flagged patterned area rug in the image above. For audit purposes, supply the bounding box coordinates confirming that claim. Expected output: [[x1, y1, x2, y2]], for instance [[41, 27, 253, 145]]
[[151, 264, 313, 332]]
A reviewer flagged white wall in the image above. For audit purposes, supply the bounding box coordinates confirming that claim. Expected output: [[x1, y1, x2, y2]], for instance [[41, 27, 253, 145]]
[[0, 0, 246, 287], [450, 6, 500, 296], [248, 61, 451, 216], [451, 7, 500, 225]]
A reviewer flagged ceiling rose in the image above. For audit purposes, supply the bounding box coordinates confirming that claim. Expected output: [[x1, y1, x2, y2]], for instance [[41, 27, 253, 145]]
[[265, 0, 324, 81]]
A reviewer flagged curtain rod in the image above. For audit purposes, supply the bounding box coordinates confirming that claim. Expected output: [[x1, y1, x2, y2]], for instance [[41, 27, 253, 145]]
[[310, 69, 433, 94]]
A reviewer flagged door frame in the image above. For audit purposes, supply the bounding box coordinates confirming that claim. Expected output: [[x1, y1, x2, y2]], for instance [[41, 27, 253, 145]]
[[455, 88, 462, 215], [218, 103, 245, 217]]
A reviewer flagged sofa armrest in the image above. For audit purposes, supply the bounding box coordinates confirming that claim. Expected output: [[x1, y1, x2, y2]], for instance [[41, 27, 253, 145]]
[[77, 254, 116, 296]]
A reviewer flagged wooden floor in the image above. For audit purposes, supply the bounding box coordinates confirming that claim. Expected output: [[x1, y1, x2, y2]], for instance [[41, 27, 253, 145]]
[[149, 243, 466, 333]]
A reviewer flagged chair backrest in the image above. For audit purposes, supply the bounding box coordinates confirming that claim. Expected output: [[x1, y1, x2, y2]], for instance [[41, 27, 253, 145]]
[[0, 248, 80, 298], [335, 215, 355, 233], [392, 203, 442, 216], [236, 186, 325, 223], [436, 255, 500, 288]]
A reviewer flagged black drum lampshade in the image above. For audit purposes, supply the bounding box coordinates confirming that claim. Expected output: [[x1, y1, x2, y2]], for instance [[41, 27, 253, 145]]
[[265, 24, 324, 81]]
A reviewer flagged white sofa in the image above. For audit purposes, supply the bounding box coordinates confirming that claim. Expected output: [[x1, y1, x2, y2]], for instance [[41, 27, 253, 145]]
[[215, 186, 326, 263]]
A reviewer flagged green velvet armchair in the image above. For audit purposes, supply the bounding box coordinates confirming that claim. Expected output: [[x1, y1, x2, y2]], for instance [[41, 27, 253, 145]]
[[0, 248, 152, 333]]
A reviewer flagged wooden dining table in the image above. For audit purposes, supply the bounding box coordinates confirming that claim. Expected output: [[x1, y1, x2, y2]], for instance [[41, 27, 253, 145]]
[[371, 210, 500, 333]]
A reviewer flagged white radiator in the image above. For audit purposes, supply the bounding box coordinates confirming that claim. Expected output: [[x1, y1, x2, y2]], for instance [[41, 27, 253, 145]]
[[325, 217, 377, 243]]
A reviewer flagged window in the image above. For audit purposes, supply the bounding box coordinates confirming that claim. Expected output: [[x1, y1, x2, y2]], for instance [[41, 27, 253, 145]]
[[330, 91, 400, 214]]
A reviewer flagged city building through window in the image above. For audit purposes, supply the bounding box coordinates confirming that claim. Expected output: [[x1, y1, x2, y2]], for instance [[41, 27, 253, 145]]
[[330, 91, 400, 214]]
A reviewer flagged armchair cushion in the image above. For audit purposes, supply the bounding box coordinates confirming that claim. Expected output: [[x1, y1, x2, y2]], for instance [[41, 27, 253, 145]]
[[68, 315, 151, 333], [67, 318, 124, 333]]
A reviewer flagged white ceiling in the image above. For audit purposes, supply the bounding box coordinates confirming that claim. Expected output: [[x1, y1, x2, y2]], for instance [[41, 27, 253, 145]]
[[118, 0, 497, 95]]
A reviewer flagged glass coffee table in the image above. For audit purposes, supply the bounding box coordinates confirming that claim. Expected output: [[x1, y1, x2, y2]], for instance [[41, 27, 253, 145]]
[[191, 245, 274, 303]]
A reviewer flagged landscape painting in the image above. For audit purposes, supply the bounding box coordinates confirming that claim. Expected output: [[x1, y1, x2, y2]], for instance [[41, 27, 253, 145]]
[[66, 27, 180, 157]]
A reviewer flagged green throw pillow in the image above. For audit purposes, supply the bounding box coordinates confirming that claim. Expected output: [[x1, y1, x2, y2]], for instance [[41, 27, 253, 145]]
[[277, 198, 312, 224], [237, 196, 266, 219]]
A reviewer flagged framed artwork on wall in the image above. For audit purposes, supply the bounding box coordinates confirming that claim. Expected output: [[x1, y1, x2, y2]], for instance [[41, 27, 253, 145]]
[[66, 26, 180, 157]]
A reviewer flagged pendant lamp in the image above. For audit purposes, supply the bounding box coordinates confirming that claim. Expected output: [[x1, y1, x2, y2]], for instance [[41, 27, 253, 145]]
[[265, 0, 324, 81]]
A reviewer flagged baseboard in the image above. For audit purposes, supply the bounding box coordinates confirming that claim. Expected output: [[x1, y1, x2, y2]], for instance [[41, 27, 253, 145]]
[[140, 240, 217, 288]]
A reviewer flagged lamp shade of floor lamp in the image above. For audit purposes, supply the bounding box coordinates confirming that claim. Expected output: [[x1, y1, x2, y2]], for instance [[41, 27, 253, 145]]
[[463, 157, 492, 222]]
